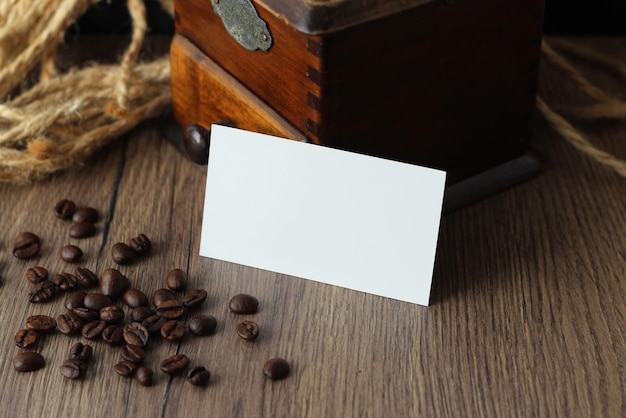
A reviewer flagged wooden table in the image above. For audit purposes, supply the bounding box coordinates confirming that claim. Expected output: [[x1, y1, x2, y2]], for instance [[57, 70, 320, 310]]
[[1, 37, 624, 417]]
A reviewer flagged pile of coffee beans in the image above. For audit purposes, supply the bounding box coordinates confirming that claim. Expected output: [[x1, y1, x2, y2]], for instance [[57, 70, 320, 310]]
[[11, 197, 290, 386]]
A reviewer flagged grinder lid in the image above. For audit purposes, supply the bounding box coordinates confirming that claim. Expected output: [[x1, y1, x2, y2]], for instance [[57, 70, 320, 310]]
[[255, 0, 432, 35]]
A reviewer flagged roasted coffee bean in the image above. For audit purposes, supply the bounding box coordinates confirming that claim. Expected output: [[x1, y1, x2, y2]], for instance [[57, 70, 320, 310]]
[[84, 292, 113, 311], [161, 320, 185, 342], [142, 314, 168, 334], [69, 342, 93, 362], [135, 366, 154, 386], [152, 288, 176, 308], [111, 242, 135, 265], [14, 329, 38, 348], [156, 299, 185, 319], [121, 344, 146, 364], [26, 266, 48, 284], [187, 366, 211, 386], [74, 267, 98, 288], [236, 320, 259, 341], [54, 199, 76, 219], [160, 354, 189, 375], [114, 360, 137, 377], [128, 233, 151, 256], [25, 314, 56, 333], [102, 325, 124, 345], [123, 322, 150, 347], [81, 319, 107, 339], [188, 314, 217, 336], [228, 293, 258, 314], [131, 306, 155, 322], [52, 272, 79, 291], [72, 207, 99, 223], [99, 269, 130, 299], [28, 280, 58, 303], [123, 288, 148, 308], [13, 351, 45, 372], [71, 307, 100, 322], [69, 221, 96, 239], [100, 305, 125, 324], [165, 268, 187, 291], [183, 124, 210, 165], [64, 290, 87, 310], [262, 358, 290, 380], [56, 313, 81, 335], [13, 232, 41, 259], [60, 358, 84, 379], [181, 288, 207, 309], [60, 245, 83, 263]]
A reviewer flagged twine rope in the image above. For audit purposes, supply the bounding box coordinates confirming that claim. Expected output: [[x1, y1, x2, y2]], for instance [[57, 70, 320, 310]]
[[0, 0, 173, 183], [538, 39, 626, 177]]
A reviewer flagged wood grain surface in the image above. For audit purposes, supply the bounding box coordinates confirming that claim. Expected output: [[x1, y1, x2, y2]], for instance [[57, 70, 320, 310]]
[[0, 37, 625, 417]]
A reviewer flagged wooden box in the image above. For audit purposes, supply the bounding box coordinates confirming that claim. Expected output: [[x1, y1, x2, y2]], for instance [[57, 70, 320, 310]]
[[171, 0, 544, 186]]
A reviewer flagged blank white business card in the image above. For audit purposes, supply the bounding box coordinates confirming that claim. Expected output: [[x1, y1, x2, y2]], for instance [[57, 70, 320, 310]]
[[199, 125, 446, 305]]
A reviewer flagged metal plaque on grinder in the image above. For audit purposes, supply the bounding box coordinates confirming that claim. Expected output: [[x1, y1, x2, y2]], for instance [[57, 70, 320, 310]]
[[212, 0, 272, 51]]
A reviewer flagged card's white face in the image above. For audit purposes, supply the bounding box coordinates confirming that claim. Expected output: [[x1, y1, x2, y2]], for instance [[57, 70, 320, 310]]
[[199, 125, 446, 306]]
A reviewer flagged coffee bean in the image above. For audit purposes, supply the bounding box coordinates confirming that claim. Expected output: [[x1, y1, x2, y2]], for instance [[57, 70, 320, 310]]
[[123, 322, 150, 347], [99, 269, 130, 299], [64, 290, 87, 310], [14, 329, 38, 348], [228, 293, 258, 314], [52, 272, 79, 291], [81, 319, 107, 339], [56, 313, 79, 335], [60, 358, 84, 379], [26, 266, 48, 284], [84, 292, 113, 311], [128, 233, 151, 256], [123, 288, 148, 308], [102, 325, 124, 345], [152, 288, 176, 308], [156, 299, 185, 319], [74, 267, 98, 288], [69, 221, 96, 239], [60, 244, 83, 263], [236, 320, 259, 341], [111, 242, 135, 265], [131, 306, 155, 322], [28, 280, 58, 303], [121, 344, 146, 364], [72, 207, 99, 223], [100, 305, 125, 324], [161, 320, 185, 342], [13, 232, 41, 259], [25, 314, 56, 333], [183, 124, 210, 165], [71, 307, 100, 322], [188, 314, 217, 336], [135, 366, 154, 386], [160, 354, 189, 375], [142, 314, 168, 334], [165, 268, 187, 291], [262, 358, 290, 380], [114, 360, 137, 377], [69, 342, 93, 362], [187, 366, 211, 386], [13, 351, 45, 372], [54, 199, 76, 220], [181, 288, 207, 309]]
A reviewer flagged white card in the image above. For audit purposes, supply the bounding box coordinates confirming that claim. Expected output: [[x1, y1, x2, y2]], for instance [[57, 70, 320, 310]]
[[199, 125, 446, 305]]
